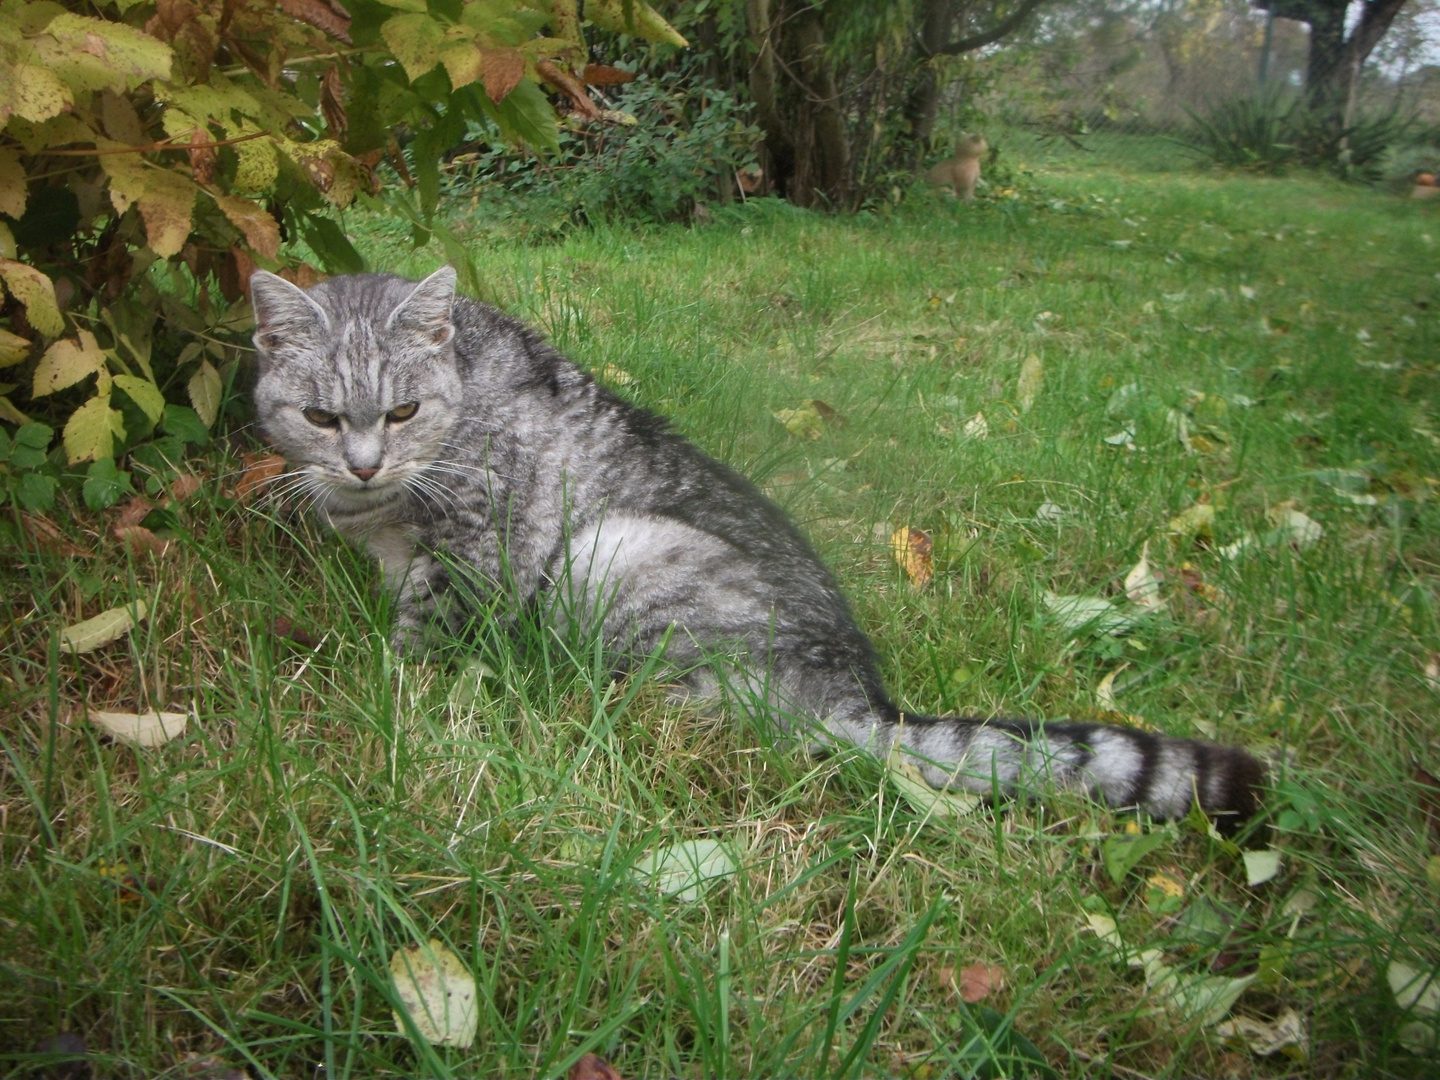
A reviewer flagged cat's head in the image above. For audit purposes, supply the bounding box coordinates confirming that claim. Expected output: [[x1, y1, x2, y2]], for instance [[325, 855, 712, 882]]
[[249, 267, 465, 512]]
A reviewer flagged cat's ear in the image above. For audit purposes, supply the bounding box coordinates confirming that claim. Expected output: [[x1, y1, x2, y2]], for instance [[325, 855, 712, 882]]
[[250, 271, 329, 354], [387, 266, 457, 349]]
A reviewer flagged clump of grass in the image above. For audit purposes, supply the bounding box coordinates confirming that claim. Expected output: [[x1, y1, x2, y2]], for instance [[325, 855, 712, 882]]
[[3, 160, 1439, 1078]]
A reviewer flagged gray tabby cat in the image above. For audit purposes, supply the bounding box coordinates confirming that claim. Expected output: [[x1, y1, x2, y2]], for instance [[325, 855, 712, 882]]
[[249, 266, 1263, 826]]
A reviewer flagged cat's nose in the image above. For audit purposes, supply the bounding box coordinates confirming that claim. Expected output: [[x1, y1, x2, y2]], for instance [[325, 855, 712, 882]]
[[350, 466, 379, 482]]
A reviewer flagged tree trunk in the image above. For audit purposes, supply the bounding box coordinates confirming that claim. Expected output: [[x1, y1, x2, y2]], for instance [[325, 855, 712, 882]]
[[899, 0, 954, 166], [745, 0, 791, 196], [788, 4, 849, 208]]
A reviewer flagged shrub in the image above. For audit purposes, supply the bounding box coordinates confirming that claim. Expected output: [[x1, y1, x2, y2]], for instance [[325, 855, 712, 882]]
[[443, 69, 762, 233], [1182, 88, 1413, 179], [0, 0, 685, 510]]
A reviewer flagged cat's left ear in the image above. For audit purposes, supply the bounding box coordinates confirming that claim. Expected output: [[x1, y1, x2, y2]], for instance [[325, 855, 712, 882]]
[[387, 266, 457, 349]]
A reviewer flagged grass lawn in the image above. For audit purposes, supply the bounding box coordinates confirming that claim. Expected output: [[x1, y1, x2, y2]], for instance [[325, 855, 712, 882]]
[[4, 144, 1440, 1078]]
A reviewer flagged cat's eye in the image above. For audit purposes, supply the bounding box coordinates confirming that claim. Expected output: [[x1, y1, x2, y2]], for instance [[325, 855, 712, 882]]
[[302, 407, 340, 428], [387, 402, 419, 423]]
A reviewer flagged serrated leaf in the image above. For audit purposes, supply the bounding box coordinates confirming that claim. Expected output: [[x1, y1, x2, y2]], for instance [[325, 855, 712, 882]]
[[59, 597, 148, 653], [1017, 353, 1043, 413], [37, 13, 173, 92], [481, 47, 526, 103], [633, 839, 737, 902], [0, 62, 72, 123], [1242, 848, 1283, 886], [0, 259, 64, 336], [214, 195, 280, 260], [89, 708, 188, 747], [584, 0, 689, 46], [63, 393, 125, 463], [113, 374, 165, 424], [390, 940, 478, 1048], [382, 13, 445, 83], [188, 359, 222, 427], [33, 330, 105, 397], [0, 328, 32, 368], [887, 742, 984, 819], [233, 134, 279, 192], [0, 148, 25, 218]]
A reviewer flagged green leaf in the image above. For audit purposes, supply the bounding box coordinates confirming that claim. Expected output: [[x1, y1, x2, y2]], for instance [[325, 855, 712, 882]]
[[15, 422, 53, 449], [299, 213, 367, 275], [82, 456, 134, 510], [1042, 590, 1142, 636], [493, 78, 559, 152], [1102, 830, 1171, 885], [162, 404, 210, 446], [113, 374, 165, 424], [9, 443, 45, 469], [382, 13, 445, 83], [16, 471, 56, 510], [60, 597, 148, 653], [1242, 847, 1283, 887], [187, 359, 222, 428], [633, 839, 737, 902]]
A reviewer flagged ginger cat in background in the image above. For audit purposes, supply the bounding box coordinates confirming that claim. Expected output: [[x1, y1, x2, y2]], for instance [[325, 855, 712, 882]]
[[926, 133, 987, 200]]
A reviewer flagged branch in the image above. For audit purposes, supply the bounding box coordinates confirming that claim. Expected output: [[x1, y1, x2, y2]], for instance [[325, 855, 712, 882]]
[[924, 0, 1049, 58], [41, 130, 272, 156]]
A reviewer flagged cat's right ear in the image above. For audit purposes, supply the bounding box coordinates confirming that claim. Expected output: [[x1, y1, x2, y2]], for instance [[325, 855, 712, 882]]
[[250, 271, 330, 356]]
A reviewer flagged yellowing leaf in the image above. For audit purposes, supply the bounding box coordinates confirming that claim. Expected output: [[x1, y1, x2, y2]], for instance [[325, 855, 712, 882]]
[[60, 598, 149, 653], [1168, 502, 1215, 540], [584, 0, 689, 47], [0, 328, 31, 368], [0, 148, 25, 218], [886, 741, 984, 819], [63, 393, 126, 463], [0, 62, 72, 123], [1146, 870, 1186, 899], [1215, 1008, 1308, 1058], [33, 331, 105, 397], [634, 839, 737, 902], [890, 525, 933, 587], [136, 168, 196, 257], [214, 195, 280, 260], [1016, 353, 1043, 413], [89, 708, 188, 747], [1242, 847, 1283, 886], [599, 363, 634, 386], [1095, 662, 1129, 711], [382, 12, 445, 82], [233, 133, 279, 192], [962, 411, 989, 439], [773, 402, 823, 439], [38, 13, 173, 93], [390, 940, 478, 1048], [113, 374, 165, 424], [0, 259, 64, 336], [1124, 541, 1165, 612], [188, 360, 222, 427]]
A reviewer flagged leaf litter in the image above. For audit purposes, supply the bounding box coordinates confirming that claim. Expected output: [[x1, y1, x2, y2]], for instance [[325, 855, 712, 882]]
[[88, 708, 188, 747], [60, 597, 148, 653], [633, 839, 737, 902], [389, 939, 478, 1048]]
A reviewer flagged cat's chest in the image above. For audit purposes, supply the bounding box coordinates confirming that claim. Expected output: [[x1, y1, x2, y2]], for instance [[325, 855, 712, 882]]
[[362, 525, 421, 588]]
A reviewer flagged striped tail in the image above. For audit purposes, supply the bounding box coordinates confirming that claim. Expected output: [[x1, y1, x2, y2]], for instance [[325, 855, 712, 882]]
[[890, 714, 1265, 830]]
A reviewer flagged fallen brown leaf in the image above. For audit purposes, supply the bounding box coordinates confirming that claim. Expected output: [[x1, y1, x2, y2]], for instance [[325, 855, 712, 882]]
[[890, 526, 933, 588], [113, 525, 171, 557], [568, 1053, 622, 1080], [957, 962, 1005, 1003], [236, 452, 287, 503], [273, 616, 322, 649], [115, 496, 155, 529], [169, 472, 203, 501]]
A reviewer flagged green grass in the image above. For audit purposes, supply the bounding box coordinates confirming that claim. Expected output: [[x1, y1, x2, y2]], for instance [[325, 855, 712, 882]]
[[4, 148, 1440, 1078]]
